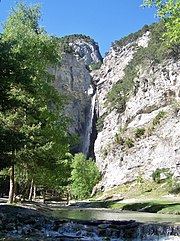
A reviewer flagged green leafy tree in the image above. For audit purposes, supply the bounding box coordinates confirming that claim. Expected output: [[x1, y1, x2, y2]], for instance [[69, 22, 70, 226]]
[[142, 0, 180, 54], [0, 3, 70, 203], [70, 153, 100, 199]]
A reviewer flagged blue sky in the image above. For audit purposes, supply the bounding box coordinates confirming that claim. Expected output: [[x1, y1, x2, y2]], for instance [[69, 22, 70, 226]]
[[0, 0, 157, 56]]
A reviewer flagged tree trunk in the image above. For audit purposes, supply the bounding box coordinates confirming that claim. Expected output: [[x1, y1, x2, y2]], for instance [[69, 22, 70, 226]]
[[33, 184, 36, 200], [42, 189, 45, 204], [8, 163, 15, 204], [28, 179, 34, 201]]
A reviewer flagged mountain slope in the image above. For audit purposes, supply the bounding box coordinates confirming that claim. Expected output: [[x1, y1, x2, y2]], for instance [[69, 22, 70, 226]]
[[92, 23, 180, 190]]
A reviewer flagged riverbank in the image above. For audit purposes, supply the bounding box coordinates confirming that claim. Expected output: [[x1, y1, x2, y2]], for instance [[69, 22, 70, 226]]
[[93, 180, 180, 216], [0, 202, 179, 241]]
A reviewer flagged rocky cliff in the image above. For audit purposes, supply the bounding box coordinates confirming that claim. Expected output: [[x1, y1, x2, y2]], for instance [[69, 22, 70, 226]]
[[92, 25, 180, 191], [53, 35, 102, 156], [54, 27, 180, 191]]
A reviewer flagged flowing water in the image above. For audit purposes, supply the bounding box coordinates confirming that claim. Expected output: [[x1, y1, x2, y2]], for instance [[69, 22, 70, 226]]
[[48, 206, 180, 240], [82, 93, 96, 157]]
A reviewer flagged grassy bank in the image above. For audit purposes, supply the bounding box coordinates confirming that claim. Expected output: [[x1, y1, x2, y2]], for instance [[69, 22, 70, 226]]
[[94, 180, 180, 215]]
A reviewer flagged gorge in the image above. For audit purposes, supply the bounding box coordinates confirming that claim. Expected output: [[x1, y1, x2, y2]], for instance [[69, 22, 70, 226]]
[[54, 23, 180, 192]]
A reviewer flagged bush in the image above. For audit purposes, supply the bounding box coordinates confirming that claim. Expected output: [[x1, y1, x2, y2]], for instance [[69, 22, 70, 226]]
[[169, 180, 180, 194], [96, 113, 107, 132], [60, 34, 93, 43], [152, 168, 161, 183], [106, 63, 136, 111], [135, 127, 145, 139], [152, 111, 166, 126], [124, 138, 134, 148], [89, 61, 102, 70], [70, 153, 100, 199], [114, 133, 125, 145], [152, 168, 172, 184]]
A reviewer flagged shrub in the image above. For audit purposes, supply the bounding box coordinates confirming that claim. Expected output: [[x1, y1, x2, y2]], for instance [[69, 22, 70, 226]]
[[60, 34, 94, 43], [169, 180, 180, 194], [152, 111, 166, 126], [96, 113, 107, 132], [135, 127, 145, 139], [60, 43, 74, 54], [102, 148, 108, 157], [172, 101, 180, 116], [114, 133, 125, 145], [152, 168, 161, 183], [106, 63, 136, 111], [152, 168, 172, 184], [89, 61, 102, 70], [124, 138, 134, 148]]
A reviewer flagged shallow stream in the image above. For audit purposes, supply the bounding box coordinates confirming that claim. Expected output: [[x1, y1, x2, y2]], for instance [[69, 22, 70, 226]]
[[51, 206, 180, 224], [46, 205, 180, 240]]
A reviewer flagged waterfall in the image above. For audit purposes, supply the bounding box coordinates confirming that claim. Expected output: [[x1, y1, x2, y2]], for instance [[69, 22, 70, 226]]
[[82, 93, 96, 157]]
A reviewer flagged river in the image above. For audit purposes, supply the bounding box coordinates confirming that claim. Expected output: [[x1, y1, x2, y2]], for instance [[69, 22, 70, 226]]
[[50, 206, 180, 224]]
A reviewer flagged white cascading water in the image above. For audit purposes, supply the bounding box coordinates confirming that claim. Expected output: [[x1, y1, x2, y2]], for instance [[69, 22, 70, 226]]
[[82, 93, 96, 157]]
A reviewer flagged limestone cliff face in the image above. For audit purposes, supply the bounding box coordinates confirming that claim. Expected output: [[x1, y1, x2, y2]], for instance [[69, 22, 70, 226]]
[[68, 38, 102, 66], [53, 31, 179, 191], [92, 32, 180, 190], [53, 36, 102, 155]]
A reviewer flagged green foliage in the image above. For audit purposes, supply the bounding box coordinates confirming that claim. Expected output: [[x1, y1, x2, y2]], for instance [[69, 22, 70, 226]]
[[101, 148, 108, 157], [136, 175, 144, 184], [172, 100, 180, 116], [114, 133, 135, 149], [96, 113, 108, 132], [152, 111, 166, 125], [135, 127, 145, 139], [89, 61, 102, 70], [136, 175, 144, 192], [70, 153, 100, 199], [59, 43, 74, 54], [114, 133, 125, 145], [124, 138, 134, 148], [142, 0, 180, 56], [106, 62, 136, 111], [59, 34, 95, 54], [107, 21, 170, 112], [112, 24, 150, 48], [60, 34, 94, 43], [169, 180, 180, 194], [152, 169, 161, 183], [0, 3, 72, 200], [152, 168, 172, 183]]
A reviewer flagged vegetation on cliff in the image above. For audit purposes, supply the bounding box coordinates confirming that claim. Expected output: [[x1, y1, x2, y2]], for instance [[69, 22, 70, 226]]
[[58, 34, 96, 54], [107, 20, 179, 112], [107, 0, 180, 112]]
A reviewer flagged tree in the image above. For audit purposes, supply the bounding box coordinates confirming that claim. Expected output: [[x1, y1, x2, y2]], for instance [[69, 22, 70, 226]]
[[142, 0, 180, 54], [0, 3, 70, 203], [70, 153, 100, 199]]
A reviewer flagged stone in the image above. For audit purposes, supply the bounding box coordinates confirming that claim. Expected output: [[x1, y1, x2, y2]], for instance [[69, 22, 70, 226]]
[[92, 30, 180, 190], [51, 35, 102, 156], [51, 31, 180, 190]]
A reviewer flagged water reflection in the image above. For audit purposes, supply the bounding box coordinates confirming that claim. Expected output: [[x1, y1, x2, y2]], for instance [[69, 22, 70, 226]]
[[51, 208, 180, 223]]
